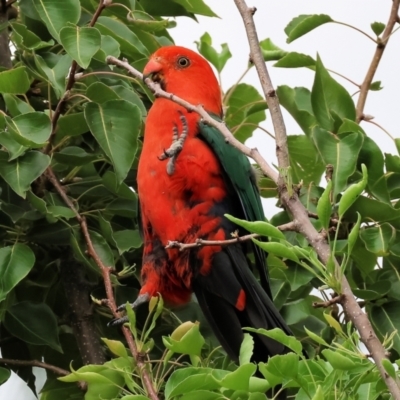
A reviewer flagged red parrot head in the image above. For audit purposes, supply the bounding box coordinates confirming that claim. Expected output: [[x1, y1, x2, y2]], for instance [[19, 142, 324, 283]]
[[143, 46, 222, 116]]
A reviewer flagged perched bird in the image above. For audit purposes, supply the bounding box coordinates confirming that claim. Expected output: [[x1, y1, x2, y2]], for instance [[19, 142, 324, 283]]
[[118, 46, 291, 363]]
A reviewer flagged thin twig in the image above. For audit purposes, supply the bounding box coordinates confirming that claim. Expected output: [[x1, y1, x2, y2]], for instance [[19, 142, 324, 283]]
[[45, 167, 159, 400], [0, 358, 69, 376], [313, 295, 343, 308], [233, 0, 400, 398], [356, 0, 400, 122], [165, 222, 297, 251]]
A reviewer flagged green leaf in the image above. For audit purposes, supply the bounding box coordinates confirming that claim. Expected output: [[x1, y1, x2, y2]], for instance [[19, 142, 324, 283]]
[[0, 131, 28, 160], [85, 100, 141, 184], [93, 35, 121, 62], [11, 21, 54, 50], [313, 128, 363, 199], [59, 26, 101, 69], [259, 38, 287, 61], [102, 338, 127, 358], [5, 112, 51, 147], [0, 244, 35, 303], [245, 327, 302, 355], [56, 112, 89, 140], [3, 93, 34, 117], [285, 14, 333, 43], [113, 230, 142, 254], [348, 212, 362, 256], [371, 22, 385, 36], [311, 55, 356, 130], [274, 52, 315, 68], [172, 0, 218, 17], [370, 301, 400, 354], [163, 322, 205, 357], [95, 16, 148, 59], [382, 359, 396, 379], [0, 151, 50, 198], [317, 180, 332, 230], [253, 240, 299, 262], [322, 349, 357, 370], [0, 67, 30, 94], [277, 86, 317, 137], [360, 223, 395, 256], [369, 80, 383, 91], [288, 135, 325, 185], [304, 326, 329, 347], [312, 385, 324, 400], [225, 214, 285, 240], [4, 301, 62, 352], [260, 352, 299, 379], [239, 333, 254, 365], [338, 163, 368, 218], [196, 32, 232, 73], [218, 363, 257, 391], [33, 0, 80, 42], [0, 367, 11, 385], [224, 83, 267, 143], [165, 368, 225, 399]]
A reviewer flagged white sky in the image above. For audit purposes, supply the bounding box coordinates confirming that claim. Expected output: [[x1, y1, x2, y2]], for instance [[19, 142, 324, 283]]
[[2, 1, 399, 398]]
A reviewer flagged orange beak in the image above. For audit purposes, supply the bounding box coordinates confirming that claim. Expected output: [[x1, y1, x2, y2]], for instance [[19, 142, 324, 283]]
[[143, 57, 163, 81]]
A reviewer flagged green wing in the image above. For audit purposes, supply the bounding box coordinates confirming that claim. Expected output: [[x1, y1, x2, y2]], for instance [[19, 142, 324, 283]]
[[198, 120, 271, 296]]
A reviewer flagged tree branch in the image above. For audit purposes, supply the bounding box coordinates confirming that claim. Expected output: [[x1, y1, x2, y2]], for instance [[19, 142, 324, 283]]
[[165, 221, 297, 251], [233, 0, 400, 397], [356, 0, 400, 122], [0, 358, 69, 376]]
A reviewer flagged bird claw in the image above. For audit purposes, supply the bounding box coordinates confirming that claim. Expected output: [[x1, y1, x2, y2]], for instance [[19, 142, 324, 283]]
[[108, 293, 150, 327], [158, 112, 188, 175]]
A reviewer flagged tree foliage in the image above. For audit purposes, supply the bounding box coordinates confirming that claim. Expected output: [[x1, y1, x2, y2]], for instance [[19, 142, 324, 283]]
[[0, 0, 400, 399]]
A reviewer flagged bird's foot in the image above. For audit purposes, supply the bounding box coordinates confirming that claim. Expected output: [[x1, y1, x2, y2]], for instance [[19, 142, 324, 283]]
[[107, 293, 150, 327], [158, 112, 188, 175]]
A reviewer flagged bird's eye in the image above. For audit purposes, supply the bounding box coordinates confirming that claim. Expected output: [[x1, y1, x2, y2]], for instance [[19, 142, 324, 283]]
[[177, 56, 190, 68]]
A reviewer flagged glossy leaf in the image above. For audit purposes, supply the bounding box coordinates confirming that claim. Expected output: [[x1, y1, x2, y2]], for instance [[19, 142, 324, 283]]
[[225, 214, 285, 239], [370, 301, 400, 354], [311, 55, 356, 130], [5, 112, 51, 147], [4, 301, 62, 352], [288, 135, 325, 185], [274, 52, 315, 68], [218, 363, 257, 391], [348, 212, 362, 256], [11, 21, 54, 50], [253, 240, 299, 262], [317, 180, 332, 230], [0, 244, 35, 303], [196, 32, 231, 72], [239, 333, 254, 365], [360, 223, 395, 256], [0, 67, 30, 94], [85, 100, 141, 184], [0, 151, 50, 198], [277, 86, 317, 137], [224, 83, 267, 143], [371, 22, 385, 36], [313, 128, 363, 199], [59, 26, 101, 69], [33, 0, 81, 42], [285, 14, 333, 43], [0, 367, 11, 385], [338, 163, 368, 218], [259, 38, 287, 61]]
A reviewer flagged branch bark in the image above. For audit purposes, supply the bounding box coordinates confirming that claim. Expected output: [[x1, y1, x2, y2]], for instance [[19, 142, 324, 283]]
[[356, 0, 400, 122], [0, 358, 69, 376], [233, 0, 400, 398]]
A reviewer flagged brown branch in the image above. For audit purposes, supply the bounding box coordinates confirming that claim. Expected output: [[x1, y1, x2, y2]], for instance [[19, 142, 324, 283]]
[[106, 56, 279, 183], [165, 222, 297, 251], [44, 166, 159, 400], [0, 358, 69, 376], [44, 0, 110, 154], [233, 0, 400, 398], [356, 0, 400, 123], [313, 295, 343, 308]]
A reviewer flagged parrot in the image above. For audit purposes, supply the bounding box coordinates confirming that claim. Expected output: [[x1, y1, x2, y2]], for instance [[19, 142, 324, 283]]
[[114, 45, 292, 364]]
